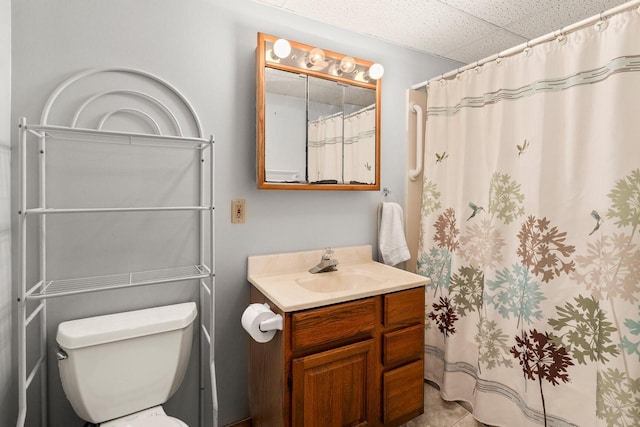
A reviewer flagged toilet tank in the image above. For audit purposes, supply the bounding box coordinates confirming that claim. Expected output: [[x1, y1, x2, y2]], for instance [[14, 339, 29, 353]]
[[56, 302, 197, 424]]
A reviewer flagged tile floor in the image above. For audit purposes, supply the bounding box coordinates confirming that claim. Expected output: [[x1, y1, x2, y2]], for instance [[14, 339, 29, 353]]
[[401, 381, 489, 427]]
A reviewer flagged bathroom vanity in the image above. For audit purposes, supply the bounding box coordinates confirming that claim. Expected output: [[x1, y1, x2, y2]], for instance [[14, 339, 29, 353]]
[[247, 246, 427, 426]]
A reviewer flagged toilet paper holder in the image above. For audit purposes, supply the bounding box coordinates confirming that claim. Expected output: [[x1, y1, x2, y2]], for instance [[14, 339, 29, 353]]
[[241, 302, 284, 343], [258, 306, 283, 332]]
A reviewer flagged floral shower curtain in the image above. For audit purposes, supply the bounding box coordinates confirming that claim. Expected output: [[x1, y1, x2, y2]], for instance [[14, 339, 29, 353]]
[[343, 105, 376, 184], [417, 8, 639, 427]]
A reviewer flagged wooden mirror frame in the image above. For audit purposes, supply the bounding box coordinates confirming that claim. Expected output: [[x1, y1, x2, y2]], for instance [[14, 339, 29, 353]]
[[256, 33, 381, 191]]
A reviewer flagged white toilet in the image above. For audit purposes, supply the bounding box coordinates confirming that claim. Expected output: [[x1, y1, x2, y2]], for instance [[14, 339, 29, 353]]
[[56, 302, 197, 426]]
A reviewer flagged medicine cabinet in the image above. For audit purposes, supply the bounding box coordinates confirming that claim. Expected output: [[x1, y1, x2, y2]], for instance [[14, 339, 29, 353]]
[[256, 33, 382, 190]]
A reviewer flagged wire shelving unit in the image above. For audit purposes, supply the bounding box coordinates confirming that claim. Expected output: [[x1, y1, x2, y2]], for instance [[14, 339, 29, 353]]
[[16, 68, 217, 427]]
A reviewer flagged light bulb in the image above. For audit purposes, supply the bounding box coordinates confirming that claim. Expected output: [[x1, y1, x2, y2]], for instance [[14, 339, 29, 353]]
[[272, 38, 291, 59], [339, 56, 357, 74], [307, 48, 325, 67], [368, 63, 384, 80]]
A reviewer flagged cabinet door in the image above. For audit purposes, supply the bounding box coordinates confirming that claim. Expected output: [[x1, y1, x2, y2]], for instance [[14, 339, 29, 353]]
[[292, 339, 375, 427], [382, 359, 424, 424]]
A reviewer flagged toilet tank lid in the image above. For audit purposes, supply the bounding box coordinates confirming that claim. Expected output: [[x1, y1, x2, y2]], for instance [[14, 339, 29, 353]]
[[56, 302, 197, 350]]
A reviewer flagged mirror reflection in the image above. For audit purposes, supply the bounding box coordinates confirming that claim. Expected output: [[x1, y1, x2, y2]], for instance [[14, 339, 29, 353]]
[[257, 33, 381, 190], [264, 68, 306, 182]]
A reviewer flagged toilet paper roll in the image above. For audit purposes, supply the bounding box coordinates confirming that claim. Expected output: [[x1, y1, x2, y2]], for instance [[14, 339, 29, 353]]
[[241, 303, 279, 343]]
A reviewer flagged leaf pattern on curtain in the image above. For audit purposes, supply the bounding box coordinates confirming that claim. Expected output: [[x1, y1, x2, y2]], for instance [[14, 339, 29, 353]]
[[417, 247, 451, 294], [622, 307, 640, 361], [485, 263, 545, 327], [476, 317, 513, 370], [547, 295, 619, 364], [428, 296, 459, 337], [488, 172, 525, 225], [434, 208, 461, 253], [460, 218, 505, 270], [517, 216, 576, 283], [421, 178, 442, 219], [572, 233, 640, 302], [450, 266, 484, 317], [607, 169, 640, 230], [419, 168, 640, 426], [596, 368, 640, 427], [511, 329, 574, 427]]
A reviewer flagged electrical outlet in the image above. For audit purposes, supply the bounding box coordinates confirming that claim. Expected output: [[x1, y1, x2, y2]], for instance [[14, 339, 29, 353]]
[[231, 199, 245, 224]]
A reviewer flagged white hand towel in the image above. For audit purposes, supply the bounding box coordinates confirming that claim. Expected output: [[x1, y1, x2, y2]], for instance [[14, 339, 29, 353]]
[[378, 202, 411, 266]]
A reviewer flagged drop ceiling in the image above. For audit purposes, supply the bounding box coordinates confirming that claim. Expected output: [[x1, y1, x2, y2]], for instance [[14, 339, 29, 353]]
[[255, 0, 631, 64]]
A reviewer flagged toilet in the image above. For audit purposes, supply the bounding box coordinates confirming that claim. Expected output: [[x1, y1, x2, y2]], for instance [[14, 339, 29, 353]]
[[56, 302, 197, 426]]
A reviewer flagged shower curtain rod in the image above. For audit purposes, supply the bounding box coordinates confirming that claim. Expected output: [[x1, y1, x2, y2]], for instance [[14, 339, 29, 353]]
[[344, 102, 376, 119], [411, 0, 640, 90], [310, 102, 376, 123]]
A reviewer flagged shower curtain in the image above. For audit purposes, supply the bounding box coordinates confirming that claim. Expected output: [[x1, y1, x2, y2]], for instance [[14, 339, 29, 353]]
[[307, 113, 343, 182], [417, 8, 639, 427], [343, 105, 376, 184]]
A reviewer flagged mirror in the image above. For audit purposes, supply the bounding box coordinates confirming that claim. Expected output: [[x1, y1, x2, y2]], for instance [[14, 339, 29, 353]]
[[257, 33, 381, 190]]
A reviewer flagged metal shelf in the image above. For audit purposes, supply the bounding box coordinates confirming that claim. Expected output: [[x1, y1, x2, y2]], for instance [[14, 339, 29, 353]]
[[25, 206, 211, 215], [25, 265, 212, 300], [25, 123, 212, 149]]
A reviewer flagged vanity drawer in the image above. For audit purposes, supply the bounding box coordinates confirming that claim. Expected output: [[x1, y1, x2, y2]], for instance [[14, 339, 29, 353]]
[[291, 298, 375, 353], [383, 324, 423, 367], [382, 359, 424, 424], [383, 287, 424, 327]]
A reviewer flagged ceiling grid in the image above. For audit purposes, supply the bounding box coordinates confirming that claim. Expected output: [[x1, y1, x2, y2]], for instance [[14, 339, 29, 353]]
[[255, 0, 631, 64]]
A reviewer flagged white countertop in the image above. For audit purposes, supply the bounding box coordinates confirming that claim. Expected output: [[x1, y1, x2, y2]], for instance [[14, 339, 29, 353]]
[[248, 245, 429, 312]]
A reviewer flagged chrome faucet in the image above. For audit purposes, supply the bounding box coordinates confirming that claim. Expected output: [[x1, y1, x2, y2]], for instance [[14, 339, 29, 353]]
[[308, 247, 339, 273]]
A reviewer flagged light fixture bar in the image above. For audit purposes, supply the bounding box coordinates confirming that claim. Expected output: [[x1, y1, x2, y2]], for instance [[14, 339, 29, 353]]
[[263, 37, 380, 87]]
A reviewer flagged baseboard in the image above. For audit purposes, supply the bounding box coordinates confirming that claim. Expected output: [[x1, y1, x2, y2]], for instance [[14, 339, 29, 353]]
[[225, 417, 252, 427]]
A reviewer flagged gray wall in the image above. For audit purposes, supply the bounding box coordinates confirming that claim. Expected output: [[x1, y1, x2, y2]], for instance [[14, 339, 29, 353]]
[[10, 0, 460, 425], [1, 0, 13, 425]]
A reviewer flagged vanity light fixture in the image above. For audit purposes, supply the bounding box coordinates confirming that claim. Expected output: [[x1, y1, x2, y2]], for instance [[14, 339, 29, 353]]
[[339, 56, 357, 74], [306, 47, 326, 67], [272, 38, 292, 59], [261, 33, 382, 85], [367, 63, 385, 80]]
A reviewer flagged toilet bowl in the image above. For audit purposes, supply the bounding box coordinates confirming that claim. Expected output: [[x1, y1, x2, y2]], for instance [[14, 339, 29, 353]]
[[56, 303, 197, 426], [100, 406, 187, 427]]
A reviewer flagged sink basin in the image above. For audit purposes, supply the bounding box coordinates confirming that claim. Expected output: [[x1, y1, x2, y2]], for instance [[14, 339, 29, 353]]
[[296, 270, 382, 293]]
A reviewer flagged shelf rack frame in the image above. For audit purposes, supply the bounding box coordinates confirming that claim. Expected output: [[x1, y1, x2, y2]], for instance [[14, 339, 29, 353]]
[[16, 68, 217, 427]]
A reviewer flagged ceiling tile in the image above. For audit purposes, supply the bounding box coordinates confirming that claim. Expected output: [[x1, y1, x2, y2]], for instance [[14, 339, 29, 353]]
[[444, 28, 527, 64], [278, 0, 500, 57], [437, 0, 558, 27], [506, 0, 630, 39], [400, 0, 501, 54], [255, 0, 634, 63]]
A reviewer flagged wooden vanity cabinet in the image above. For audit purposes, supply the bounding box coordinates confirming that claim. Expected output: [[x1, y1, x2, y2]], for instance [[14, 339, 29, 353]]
[[249, 285, 425, 427]]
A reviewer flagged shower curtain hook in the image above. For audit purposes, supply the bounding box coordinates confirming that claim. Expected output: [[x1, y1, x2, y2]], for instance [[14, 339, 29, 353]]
[[595, 11, 608, 31]]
